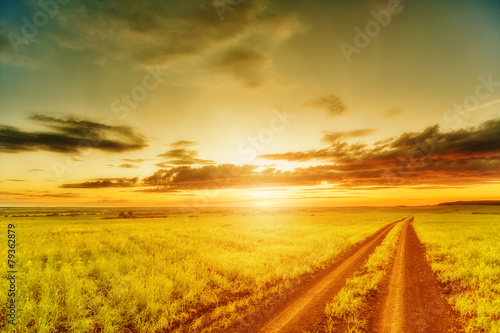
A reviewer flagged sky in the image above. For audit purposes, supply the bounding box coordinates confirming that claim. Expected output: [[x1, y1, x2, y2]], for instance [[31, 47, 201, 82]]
[[0, 0, 499, 207]]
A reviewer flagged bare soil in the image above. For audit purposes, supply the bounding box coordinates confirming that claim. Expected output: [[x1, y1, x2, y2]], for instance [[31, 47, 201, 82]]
[[253, 217, 463, 333], [368, 218, 463, 333], [254, 219, 403, 333]]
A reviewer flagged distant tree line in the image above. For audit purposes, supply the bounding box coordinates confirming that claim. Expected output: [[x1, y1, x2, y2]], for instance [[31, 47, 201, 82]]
[[119, 211, 134, 218]]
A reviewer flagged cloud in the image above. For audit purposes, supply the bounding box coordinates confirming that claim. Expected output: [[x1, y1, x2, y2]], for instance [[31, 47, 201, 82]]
[[44, 1, 260, 64], [61, 177, 139, 188], [0, 22, 11, 56], [51, 116, 500, 192], [122, 158, 149, 163], [157, 143, 214, 165], [169, 140, 198, 147], [0, 191, 81, 198], [257, 119, 500, 187], [142, 164, 339, 190], [383, 109, 404, 118], [306, 94, 347, 116], [211, 48, 269, 88], [322, 129, 376, 143], [119, 164, 139, 169], [261, 119, 500, 162], [139, 163, 398, 191], [13, 0, 303, 87], [70, 116, 500, 193], [0, 114, 147, 154]]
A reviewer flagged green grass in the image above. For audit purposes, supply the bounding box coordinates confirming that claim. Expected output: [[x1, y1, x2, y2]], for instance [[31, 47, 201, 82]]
[[413, 208, 500, 333], [0, 209, 403, 332], [325, 219, 404, 333]]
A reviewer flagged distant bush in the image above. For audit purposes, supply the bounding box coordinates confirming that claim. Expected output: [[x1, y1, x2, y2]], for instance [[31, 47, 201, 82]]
[[119, 211, 134, 218]]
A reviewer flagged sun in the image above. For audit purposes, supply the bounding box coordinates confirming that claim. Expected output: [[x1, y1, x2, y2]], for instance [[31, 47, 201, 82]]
[[249, 189, 282, 207]]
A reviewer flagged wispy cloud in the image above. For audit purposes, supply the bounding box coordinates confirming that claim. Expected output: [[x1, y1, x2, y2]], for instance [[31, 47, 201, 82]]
[[119, 164, 139, 169], [382, 109, 404, 118], [322, 129, 376, 143], [169, 140, 198, 147], [61, 177, 139, 188], [210, 48, 269, 88], [157, 141, 214, 166], [11, 0, 304, 87], [305, 94, 347, 116]]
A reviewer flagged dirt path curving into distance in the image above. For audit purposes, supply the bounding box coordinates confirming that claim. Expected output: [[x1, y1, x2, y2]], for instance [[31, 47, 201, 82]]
[[370, 217, 463, 333], [256, 218, 408, 333]]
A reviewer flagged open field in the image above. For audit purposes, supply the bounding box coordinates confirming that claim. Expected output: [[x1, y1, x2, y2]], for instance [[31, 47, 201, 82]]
[[0, 205, 498, 332], [0, 207, 403, 332], [413, 208, 500, 333]]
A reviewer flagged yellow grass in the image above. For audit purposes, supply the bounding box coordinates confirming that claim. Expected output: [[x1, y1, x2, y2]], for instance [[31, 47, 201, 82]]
[[413, 207, 500, 333], [325, 219, 404, 332], [0, 209, 402, 332]]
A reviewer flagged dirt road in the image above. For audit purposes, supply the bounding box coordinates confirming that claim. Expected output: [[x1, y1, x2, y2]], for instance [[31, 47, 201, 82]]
[[370, 218, 463, 333], [257, 219, 404, 333], [255, 216, 462, 333]]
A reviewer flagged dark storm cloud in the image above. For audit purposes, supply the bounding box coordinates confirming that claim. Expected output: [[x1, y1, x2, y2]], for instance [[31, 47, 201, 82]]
[[0, 114, 147, 154]]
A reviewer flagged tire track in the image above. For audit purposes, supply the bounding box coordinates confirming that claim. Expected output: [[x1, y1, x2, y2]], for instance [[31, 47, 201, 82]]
[[376, 217, 410, 333], [371, 217, 463, 333], [258, 218, 408, 333]]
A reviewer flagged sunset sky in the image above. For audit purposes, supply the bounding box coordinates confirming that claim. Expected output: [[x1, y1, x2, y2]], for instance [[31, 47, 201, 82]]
[[0, 0, 499, 207]]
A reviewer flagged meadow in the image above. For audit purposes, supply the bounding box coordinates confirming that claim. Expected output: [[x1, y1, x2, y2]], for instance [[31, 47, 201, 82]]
[[413, 207, 500, 333], [0, 207, 403, 333]]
